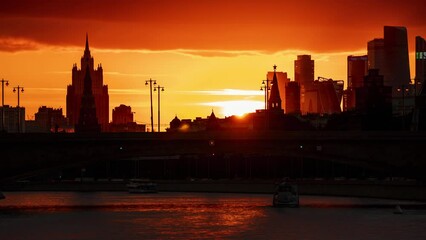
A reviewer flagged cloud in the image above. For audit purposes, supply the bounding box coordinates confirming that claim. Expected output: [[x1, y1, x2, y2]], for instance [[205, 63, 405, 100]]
[[0, 38, 41, 52], [1, 0, 425, 53]]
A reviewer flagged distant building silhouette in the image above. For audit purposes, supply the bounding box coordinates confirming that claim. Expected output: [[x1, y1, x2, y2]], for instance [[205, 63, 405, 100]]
[[412, 36, 426, 131], [295, 55, 316, 114], [26, 106, 68, 132], [356, 69, 392, 130], [67, 34, 109, 131], [368, 26, 412, 116], [343, 55, 368, 111], [383, 26, 411, 88], [268, 65, 283, 112], [416, 36, 426, 88], [112, 104, 133, 124], [167, 112, 252, 132], [295, 55, 314, 86], [367, 38, 385, 73], [109, 104, 146, 132], [285, 81, 301, 114], [75, 65, 101, 133], [303, 78, 343, 115], [0, 105, 25, 133], [267, 71, 289, 110]]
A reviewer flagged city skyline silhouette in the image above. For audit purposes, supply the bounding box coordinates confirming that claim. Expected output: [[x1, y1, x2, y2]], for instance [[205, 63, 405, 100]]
[[0, 1, 425, 128]]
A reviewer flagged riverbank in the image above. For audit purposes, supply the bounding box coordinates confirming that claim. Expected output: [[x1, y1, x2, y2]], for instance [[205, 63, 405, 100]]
[[2, 179, 426, 201]]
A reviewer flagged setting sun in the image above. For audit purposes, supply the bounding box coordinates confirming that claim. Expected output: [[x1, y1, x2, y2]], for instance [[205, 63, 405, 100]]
[[202, 100, 264, 117]]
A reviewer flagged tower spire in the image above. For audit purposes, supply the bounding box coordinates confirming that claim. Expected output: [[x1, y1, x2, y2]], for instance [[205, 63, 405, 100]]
[[268, 65, 282, 110], [84, 33, 91, 57]]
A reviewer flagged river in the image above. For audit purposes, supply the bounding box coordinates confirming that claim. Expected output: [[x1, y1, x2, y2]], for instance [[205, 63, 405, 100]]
[[1, 192, 425, 239]]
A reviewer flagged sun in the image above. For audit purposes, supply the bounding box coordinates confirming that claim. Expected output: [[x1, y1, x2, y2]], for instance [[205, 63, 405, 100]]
[[214, 100, 264, 117]]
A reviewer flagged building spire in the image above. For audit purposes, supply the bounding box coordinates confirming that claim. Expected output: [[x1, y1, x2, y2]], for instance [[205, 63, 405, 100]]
[[84, 33, 91, 57], [268, 65, 282, 110]]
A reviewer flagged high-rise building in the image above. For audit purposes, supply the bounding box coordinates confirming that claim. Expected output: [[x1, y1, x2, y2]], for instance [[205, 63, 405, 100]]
[[294, 55, 314, 86], [368, 26, 411, 88], [383, 26, 411, 88], [344, 55, 368, 111], [416, 36, 426, 88], [348, 55, 368, 89], [367, 38, 385, 73], [66, 34, 109, 131], [285, 81, 300, 114]]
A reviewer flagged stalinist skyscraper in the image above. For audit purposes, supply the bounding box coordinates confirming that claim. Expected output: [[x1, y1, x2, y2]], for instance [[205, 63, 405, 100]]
[[66, 34, 109, 131]]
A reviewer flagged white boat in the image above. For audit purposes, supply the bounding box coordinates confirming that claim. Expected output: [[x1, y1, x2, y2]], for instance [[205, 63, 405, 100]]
[[127, 179, 158, 193], [272, 181, 299, 207]]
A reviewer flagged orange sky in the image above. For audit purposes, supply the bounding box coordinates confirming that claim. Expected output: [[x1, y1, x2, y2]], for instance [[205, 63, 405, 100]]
[[0, 0, 425, 130]]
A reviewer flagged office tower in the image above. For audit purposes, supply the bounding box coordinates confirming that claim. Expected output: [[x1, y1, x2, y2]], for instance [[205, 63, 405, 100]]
[[348, 55, 368, 89], [367, 39, 385, 73], [344, 55, 368, 111], [416, 36, 426, 88], [294, 55, 314, 86], [383, 26, 411, 88], [66, 34, 109, 131], [368, 26, 411, 88], [285, 81, 300, 114], [267, 71, 290, 109]]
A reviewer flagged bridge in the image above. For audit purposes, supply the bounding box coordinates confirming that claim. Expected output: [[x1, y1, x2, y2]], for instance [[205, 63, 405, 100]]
[[1, 130, 426, 181]]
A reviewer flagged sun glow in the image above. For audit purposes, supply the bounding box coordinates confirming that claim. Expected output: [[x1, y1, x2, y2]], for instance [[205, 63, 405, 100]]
[[202, 100, 264, 117]]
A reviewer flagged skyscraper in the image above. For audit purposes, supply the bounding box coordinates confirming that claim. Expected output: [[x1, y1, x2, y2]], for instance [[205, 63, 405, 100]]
[[383, 26, 411, 88], [367, 38, 385, 73], [294, 55, 314, 86], [367, 26, 411, 88], [66, 34, 109, 131], [416, 36, 426, 88], [285, 81, 300, 114], [348, 55, 368, 89], [344, 55, 368, 111]]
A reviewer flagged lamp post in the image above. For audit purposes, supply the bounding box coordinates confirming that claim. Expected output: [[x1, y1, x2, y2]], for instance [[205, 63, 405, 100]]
[[145, 78, 156, 132], [154, 85, 164, 132], [13, 85, 24, 133], [260, 77, 271, 110], [397, 85, 409, 130], [1, 79, 9, 132]]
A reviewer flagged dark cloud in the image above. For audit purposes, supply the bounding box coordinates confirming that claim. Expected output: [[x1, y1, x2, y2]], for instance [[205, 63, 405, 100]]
[[0, 0, 425, 52]]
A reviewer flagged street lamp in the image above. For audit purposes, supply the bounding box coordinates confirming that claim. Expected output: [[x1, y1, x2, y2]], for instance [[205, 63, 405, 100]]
[[1, 79, 9, 132], [145, 78, 156, 132], [260, 78, 271, 110], [154, 85, 165, 132], [397, 85, 409, 130], [13, 85, 24, 133]]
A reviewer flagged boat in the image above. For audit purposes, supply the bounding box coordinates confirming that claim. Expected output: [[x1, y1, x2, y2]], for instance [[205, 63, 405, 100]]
[[272, 181, 299, 207], [126, 179, 158, 193]]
